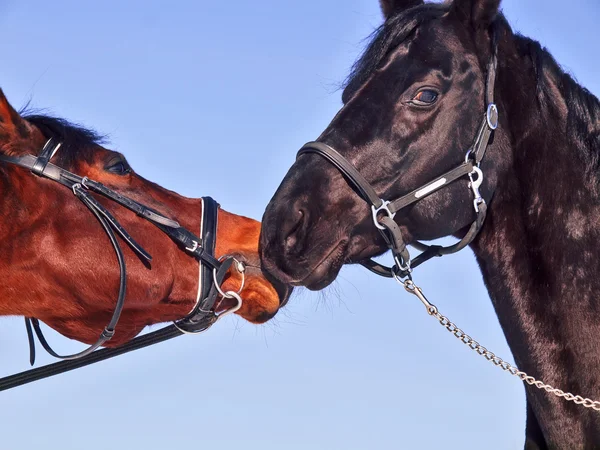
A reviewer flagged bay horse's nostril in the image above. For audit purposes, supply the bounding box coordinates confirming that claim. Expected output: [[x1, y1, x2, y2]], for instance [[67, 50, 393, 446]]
[[283, 207, 308, 254]]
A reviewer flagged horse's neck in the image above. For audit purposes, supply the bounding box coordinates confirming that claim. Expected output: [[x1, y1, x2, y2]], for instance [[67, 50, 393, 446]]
[[471, 37, 600, 444]]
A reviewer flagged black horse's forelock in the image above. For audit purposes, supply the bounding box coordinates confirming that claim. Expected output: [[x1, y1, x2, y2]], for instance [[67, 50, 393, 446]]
[[342, 3, 448, 103], [19, 111, 107, 166]]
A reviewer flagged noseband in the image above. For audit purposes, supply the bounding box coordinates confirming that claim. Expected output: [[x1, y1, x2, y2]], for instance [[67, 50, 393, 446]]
[[0, 140, 248, 389], [297, 43, 499, 280]]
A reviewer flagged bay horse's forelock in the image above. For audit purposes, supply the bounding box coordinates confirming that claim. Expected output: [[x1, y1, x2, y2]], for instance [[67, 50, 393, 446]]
[[0, 90, 290, 367]]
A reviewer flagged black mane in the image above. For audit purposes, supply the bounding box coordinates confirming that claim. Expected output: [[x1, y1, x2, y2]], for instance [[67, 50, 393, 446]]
[[21, 112, 106, 166], [519, 36, 600, 179]]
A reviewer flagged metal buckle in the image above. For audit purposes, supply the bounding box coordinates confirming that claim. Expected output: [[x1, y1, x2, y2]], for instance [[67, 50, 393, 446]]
[[371, 201, 396, 231], [185, 240, 200, 252], [486, 103, 499, 130]]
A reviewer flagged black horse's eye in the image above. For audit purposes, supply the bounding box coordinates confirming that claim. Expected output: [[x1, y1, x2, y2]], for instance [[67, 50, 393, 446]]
[[411, 89, 439, 106], [105, 158, 131, 175]]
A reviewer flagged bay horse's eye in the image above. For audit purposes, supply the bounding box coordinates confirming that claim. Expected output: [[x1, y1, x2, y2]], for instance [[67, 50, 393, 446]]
[[105, 158, 132, 175], [411, 89, 439, 106]]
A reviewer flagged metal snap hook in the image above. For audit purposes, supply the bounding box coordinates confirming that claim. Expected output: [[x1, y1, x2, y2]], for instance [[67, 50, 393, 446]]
[[403, 280, 438, 316], [468, 166, 485, 212], [393, 254, 412, 276]]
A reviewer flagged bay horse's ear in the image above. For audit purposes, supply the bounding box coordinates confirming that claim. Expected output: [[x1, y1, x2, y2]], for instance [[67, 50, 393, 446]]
[[379, 0, 424, 19], [0, 89, 34, 147], [451, 0, 501, 29]]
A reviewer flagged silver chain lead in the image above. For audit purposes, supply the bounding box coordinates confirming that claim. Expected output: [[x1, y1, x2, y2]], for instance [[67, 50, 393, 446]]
[[402, 279, 600, 412]]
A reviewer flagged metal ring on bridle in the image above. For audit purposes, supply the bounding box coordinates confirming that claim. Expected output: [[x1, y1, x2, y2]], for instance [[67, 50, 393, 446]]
[[465, 148, 474, 163], [371, 201, 396, 230], [486, 103, 499, 130], [213, 256, 246, 298], [214, 291, 243, 321]]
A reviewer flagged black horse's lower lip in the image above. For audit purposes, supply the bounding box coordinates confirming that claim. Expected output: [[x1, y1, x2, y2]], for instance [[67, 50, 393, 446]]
[[292, 241, 346, 290]]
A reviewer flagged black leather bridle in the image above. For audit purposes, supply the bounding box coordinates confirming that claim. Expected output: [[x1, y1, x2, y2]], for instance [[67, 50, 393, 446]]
[[297, 41, 499, 280], [0, 139, 246, 390]]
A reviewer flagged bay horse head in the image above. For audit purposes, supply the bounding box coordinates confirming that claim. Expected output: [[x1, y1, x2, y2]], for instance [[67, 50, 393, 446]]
[[261, 0, 507, 290], [0, 89, 291, 348]]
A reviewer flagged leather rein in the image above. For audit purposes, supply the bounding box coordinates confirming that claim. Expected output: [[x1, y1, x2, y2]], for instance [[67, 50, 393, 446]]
[[297, 40, 499, 281], [0, 139, 245, 391]]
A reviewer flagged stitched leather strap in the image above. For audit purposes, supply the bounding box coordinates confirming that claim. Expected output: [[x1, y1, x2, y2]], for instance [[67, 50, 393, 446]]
[[298, 142, 384, 208], [389, 162, 475, 213]]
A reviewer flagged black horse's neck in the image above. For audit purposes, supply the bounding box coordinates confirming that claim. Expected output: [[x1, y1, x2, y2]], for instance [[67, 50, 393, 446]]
[[471, 26, 600, 448]]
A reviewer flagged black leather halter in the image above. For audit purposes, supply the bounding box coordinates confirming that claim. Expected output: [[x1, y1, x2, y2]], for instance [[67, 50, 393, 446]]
[[297, 42, 499, 280], [0, 140, 242, 390]]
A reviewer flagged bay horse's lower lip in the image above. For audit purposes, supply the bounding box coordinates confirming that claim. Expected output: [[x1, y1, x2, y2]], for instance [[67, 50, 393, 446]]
[[244, 262, 293, 308]]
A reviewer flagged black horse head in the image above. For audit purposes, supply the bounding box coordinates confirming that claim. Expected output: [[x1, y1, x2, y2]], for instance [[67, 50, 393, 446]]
[[261, 0, 509, 290], [261, 0, 600, 446]]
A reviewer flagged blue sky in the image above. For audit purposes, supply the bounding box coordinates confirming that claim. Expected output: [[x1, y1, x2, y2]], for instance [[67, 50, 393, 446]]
[[0, 1, 598, 449]]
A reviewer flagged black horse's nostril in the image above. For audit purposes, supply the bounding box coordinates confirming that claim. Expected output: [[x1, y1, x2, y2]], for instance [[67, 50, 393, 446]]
[[283, 207, 308, 253]]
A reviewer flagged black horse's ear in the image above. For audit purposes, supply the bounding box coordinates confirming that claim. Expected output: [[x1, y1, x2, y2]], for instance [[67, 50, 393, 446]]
[[452, 0, 501, 28], [379, 0, 424, 19]]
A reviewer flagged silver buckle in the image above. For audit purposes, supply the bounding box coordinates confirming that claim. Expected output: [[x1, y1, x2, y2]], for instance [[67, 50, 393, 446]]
[[371, 201, 396, 231], [185, 240, 200, 252]]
